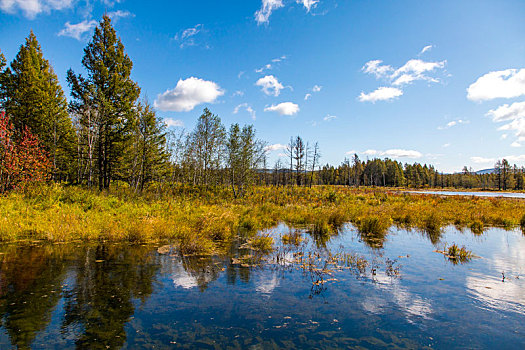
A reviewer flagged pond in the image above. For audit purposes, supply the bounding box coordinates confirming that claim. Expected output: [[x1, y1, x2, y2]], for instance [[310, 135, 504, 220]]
[[406, 190, 525, 199], [0, 224, 524, 349]]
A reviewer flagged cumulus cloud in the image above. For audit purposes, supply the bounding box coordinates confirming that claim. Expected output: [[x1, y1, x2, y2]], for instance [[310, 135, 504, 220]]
[[467, 69, 525, 101], [487, 101, 525, 141], [323, 114, 336, 121], [264, 102, 299, 115], [1, 0, 72, 18], [511, 141, 522, 148], [255, 0, 284, 24], [437, 119, 469, 130], [154, 77, 224, 112], [358, 87, 403, 103], [265, 143, 287, 151], [360, 55, 446, 101], [312, 85, 322, 92], [256, 75, 284, 96], [174, 24, 203, 48], [58, 20, 97, 40], [164, 118, 184, 128], [304, 93, 312, 101], [233, 103, 256, 120]]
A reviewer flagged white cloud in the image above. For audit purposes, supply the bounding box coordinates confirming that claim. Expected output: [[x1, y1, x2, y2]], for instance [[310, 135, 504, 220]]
[[154, 77, 224, 112], [487, 101, 525, 141], [391, 59, 446, 86], [174, 24, 203, 48], [360, 149, 422, 159], [58, 20, 97, 40], [297, 0, 319, 12], [304, 93, 312, 100], [264, 102, 299, 116], [471, 156, 496, 164], [358, 87, 403, 103], [383, 149, 422, 159], [437, 119, 469, 130], [255, 0, 284, 24], [233, 103, 256, 120], [164, 118, 184, 128], [255, 56, 286, 73], [107, 10, 134, 20], [255, 64, 272, 73], [511, 141, 522, 148], [362, 60, 394, 79], [467, 69, 525, 101], [442, 143, 451, 148], [1, 0, 72, 19], [419, 45, 433, 55], [265, 143, 287, 151], [233, 90, 244, 97], [361, 55, 446, 101], [486, 101, 525, 122], [323, 114, 337, 121], [345, 150, 358, 155], [256, 75, 284, 96], [312, 84, 322, 92], [363, 149, 378, 156]]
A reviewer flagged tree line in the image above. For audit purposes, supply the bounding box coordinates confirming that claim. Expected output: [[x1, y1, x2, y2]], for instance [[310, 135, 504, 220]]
[[0, 15, 523, 194]]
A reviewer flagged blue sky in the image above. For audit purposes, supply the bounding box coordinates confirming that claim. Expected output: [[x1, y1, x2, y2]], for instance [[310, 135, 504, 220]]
[[1, 0, 524, 172]]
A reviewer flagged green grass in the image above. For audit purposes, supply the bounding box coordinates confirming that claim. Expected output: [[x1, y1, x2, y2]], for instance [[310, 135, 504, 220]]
[[1, 184, 525, 253]]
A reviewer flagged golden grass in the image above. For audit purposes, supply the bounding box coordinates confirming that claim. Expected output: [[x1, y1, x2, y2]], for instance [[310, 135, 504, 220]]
[[1, 184, 524, 253]]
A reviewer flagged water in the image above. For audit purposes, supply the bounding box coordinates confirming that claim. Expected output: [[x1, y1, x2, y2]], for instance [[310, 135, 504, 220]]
[[406, 190, 525, 198], [0, 225, 524, 349]]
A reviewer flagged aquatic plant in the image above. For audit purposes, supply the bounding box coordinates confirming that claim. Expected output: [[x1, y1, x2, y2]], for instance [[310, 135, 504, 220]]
[[445, 244, 472, 263]]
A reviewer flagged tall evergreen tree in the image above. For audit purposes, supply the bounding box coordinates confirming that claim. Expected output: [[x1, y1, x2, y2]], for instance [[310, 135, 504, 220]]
[[3, 32, 75, 180], [67, 15, 140, 190]]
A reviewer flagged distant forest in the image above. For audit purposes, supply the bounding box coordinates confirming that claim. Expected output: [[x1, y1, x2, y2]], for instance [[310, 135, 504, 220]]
[[0, 16, 523, 195]]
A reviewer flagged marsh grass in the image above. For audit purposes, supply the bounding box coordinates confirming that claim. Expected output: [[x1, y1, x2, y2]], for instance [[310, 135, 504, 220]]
[[2, 184, 525, 253], [445, 243, 473, 264]]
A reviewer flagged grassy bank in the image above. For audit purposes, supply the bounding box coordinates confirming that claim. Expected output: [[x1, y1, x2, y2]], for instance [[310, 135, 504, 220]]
[[1, 184, 524, 253]]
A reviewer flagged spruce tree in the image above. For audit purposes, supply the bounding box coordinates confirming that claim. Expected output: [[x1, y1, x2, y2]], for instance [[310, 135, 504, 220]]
[[3, 32, 75, 180], [67, 15, 140, 190]]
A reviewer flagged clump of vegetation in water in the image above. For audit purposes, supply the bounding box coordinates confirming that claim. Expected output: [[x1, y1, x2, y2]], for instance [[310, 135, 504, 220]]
[[356, 216, 390, 235], [246, 234, 274, 252], [281, 230, 304, 246], [443, 244, 473, 264]]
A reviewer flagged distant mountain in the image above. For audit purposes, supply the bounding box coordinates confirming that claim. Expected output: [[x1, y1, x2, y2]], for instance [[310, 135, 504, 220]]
[[475, 168, 495, 175]]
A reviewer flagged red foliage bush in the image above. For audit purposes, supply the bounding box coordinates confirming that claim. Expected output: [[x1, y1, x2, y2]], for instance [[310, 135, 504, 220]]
[[0, 111, 51, 193]]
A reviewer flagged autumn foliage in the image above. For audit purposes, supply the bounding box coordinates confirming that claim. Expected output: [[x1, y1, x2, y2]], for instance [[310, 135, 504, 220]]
[[0, 111, 51, 193]]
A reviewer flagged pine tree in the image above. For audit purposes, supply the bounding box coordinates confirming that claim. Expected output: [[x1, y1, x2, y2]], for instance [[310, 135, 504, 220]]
[[67, 15, 140, 190], [3, 32, 75, 180]]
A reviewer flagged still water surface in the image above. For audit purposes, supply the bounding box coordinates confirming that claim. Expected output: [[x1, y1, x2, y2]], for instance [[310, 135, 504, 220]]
[[407, 190, 525, 198], [0, 224, 524, 349]]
